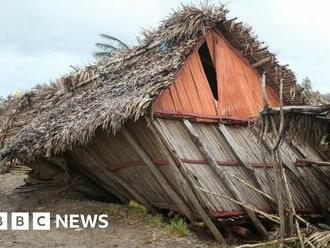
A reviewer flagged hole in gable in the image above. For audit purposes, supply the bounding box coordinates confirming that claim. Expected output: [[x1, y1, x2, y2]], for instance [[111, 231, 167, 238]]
[[198, 42, 218, 101]]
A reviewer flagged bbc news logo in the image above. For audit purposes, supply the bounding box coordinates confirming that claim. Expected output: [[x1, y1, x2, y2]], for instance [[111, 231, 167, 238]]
[[0, 212, 109, 230]]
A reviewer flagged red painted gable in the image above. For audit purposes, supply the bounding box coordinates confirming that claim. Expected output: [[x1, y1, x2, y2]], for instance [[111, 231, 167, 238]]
[[153, 30, 279, 120]]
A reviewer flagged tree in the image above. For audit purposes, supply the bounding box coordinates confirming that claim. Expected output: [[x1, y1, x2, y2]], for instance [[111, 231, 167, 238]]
[[94, 34, 129, 59], [301, 77, 329, 104], [301, 77, 313, 99]]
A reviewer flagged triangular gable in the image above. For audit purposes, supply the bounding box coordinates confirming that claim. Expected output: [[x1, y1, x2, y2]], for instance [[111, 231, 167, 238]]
[[206, 31, 279, 118], [153, 51, 218, 118], [153, 30, 280, 120]]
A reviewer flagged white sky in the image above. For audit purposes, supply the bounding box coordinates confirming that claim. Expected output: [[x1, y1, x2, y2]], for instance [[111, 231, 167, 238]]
[[0, 0, 329, 97]]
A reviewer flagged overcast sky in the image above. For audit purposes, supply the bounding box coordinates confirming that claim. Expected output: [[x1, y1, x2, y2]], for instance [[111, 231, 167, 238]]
[[0, 0, 329, 97]]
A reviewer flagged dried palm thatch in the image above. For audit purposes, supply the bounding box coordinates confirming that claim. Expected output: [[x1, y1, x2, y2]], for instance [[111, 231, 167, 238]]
[[255, 105, 330, 146], [305, 230, 330, 248], [234, 230, 330, 248], [0, 3, 306, 169]]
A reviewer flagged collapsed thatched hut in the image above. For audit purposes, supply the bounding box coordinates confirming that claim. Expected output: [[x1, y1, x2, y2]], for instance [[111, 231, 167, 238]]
[[0, 3, 329, 241]]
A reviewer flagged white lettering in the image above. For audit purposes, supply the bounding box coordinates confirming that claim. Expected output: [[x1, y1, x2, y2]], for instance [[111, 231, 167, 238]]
[[33, 212, 50, 230], [56, 214, 68, 228], [80, 214, 98, 228], [69, 214, 80, 229], [98, 214, 109, 229]]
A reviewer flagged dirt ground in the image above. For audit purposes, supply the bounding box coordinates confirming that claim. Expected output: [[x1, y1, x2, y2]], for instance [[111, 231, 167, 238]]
[[0, 171, 219, 248]]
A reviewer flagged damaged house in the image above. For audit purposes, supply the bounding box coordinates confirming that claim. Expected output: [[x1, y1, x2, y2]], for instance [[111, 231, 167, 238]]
[[0, 3, 329, 242]]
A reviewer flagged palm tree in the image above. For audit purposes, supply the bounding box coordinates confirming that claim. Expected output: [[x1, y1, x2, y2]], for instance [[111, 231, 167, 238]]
[[94, 34, 129, 59]]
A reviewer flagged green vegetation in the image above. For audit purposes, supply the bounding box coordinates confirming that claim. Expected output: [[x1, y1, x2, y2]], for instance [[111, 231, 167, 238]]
[[107, 205, 121, 216], [301, 77, 313, 99], [109, 201, 191, 238], [167, 216, 190, 237], [94, 34, 129, 59], [124, 201, 191, 237], [147, 214, 164, 227], [128, 200, 148, 217], [301, 77, 330, 103], [321, 135, 329, 146]]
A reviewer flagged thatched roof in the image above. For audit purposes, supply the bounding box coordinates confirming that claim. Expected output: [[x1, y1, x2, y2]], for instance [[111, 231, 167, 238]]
[[0, 3, 307, 167], [257, 105, 330, 146]]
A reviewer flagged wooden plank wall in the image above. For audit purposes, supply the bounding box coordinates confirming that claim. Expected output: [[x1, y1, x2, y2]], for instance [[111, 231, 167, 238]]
[[206, 31, 280, 118], [63, 118, 328, 219], [153, 30, 280, 120], [153, 52, 218, 118], [220, 125, 317, 211]]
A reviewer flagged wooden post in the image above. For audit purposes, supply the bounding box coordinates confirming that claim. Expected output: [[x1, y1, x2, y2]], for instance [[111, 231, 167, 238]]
[[147, 118, 228, 245], [261, 73, 269, 110], [122, 128, 195, 222], [252, 57, 273, 68], [261, 76, 294, 241], [183, 120, 269, 239]]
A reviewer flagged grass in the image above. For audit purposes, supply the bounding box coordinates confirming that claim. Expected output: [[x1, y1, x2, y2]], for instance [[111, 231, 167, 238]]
[[167, 216, 190, 237], [111, 201, 191, 238], [128, 200, 148, 217], [107, 205, 121, 216], [147, 214, 164, 227], [128, 202, 190, 237]]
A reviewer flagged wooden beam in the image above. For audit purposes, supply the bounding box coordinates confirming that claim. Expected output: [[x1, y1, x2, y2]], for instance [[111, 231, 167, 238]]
[[224, 17, 238, 25], [261, 73, 270, 110], [122, 128, 195, 222], [295, 159, 330, 167], [147, 118, 227, 244], [252, 57, 273, 68], [263, 105, 330, 114], [183, 120, 269, 239]]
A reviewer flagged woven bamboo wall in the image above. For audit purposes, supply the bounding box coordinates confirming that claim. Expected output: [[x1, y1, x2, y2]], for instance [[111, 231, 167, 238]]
[[64, 118, 329, 218]]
